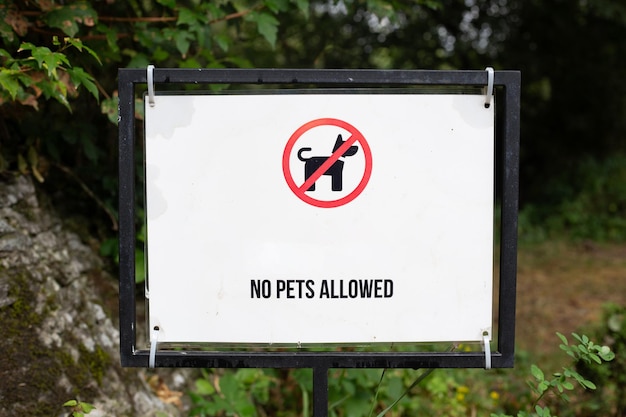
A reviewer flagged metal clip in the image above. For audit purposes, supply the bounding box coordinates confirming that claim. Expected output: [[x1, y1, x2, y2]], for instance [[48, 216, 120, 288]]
[[484, 67, 494, 108], [149, 326, 160, 368], [483, 331, 492, 369], [147, 64, 156, 107]]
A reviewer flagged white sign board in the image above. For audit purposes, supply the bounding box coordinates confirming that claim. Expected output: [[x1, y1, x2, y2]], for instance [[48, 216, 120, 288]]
[[145, 93, 494, 345]]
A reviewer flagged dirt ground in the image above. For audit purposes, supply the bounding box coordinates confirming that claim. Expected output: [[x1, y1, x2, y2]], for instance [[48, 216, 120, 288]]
[[514, 241, 626, 366]]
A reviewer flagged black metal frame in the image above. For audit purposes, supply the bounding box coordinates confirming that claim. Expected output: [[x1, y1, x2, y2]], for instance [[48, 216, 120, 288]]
[[118, 68, 520, 415]]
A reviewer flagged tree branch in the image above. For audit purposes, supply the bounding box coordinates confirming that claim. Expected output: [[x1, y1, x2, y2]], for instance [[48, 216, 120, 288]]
[[98, 16, 177, 23], [53, 163, 118, 231]]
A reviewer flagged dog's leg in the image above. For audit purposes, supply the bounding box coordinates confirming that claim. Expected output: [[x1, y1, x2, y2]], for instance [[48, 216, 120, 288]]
[[331, 161, 344, 191], [304, 161, 318, 191]]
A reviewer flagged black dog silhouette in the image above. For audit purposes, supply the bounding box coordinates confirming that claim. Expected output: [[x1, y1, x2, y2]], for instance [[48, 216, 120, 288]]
[[297, 134, 359, 192]]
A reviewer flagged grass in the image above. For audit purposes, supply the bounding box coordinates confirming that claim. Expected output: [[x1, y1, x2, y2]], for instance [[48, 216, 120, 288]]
[[515, 240, 626, 369]]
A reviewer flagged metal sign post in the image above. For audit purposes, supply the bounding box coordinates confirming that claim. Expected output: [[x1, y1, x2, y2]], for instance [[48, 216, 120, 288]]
[[118, 68, 520, 417]]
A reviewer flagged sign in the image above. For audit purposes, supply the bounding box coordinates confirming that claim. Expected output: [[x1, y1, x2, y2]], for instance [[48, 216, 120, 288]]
[[145, 92, 494, 345], [120, 68, 520, 371], [282, 118, 373, 208]]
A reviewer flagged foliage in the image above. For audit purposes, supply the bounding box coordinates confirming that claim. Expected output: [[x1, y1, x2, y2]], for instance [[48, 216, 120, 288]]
[[492, 333, 614, 417], [189, 368, 279, 417], [2, 0, 626, 247], [518, 153, 626, 243], [0, 0, 309, 191], [62, 399, 95, 417], [0, 37, 99, 110], [186, 333, 614, 416], [551, 155, 626, 242], [0, 0, 315, 261], [577, 303, 626, 416]]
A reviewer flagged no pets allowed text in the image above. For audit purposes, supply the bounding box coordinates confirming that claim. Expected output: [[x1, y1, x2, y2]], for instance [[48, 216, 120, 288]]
[[251, 279, 394, 299]]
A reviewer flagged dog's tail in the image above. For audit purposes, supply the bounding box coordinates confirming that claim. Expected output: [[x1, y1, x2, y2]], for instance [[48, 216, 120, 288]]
[[297, 147, 312, 161]]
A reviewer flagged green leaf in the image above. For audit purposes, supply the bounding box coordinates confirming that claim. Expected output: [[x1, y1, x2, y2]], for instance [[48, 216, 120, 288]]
[[27, 146, 44, 183], [581, 379, 596, 390], [607, 313, 623, 332], [177, 8, 203, 27], [100, 96, 118, 125], [126, 52, 151, 69], [265, 0, 290, 13], [63, 400, 78, 407], [250, 12, 279, 48], [214, 33, 231, 52], [344, 395, 371, 417], [67, 67, 99, 101], [420, 0, 443, 9], [79, 402, 95, 413], [17, 153, 28, 175], [45, 3, 98, 37], [137, 223, 146, 243], [0, 69, 22, 99], [99, 238, 119, 260], [81, 135, 100, 162], [530, 364, 544, 381], [174, 31, 192, 57], [37, 79, 71, 110], [65, 38, 102, 65], [46, 7, 80, 37], [156, 0, 176, 8], [195, 379, 215, 395], [19, 43, 69, 78], [218, 372, 239, 400], [223, 56, 254, 68], [599, 345, 615, 361], [291, 0, 310, 18], [235, 401, 256, 417], [152, 46, 170, 62], [291, 368, 313, 392], [556, 332, 568, 345], [535, 405, 551, 417], [0, 18, 15, 44], [180, 57, 203, 68], [572, 333, 583, 344], [40, 53, 68, 78], [96, 24, 120, 54], [135, 248, 145, 284]]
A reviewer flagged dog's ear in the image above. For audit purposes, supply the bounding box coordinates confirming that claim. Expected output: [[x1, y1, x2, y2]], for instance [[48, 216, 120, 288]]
[[333, 134, 344, 151], [343, 145, 359, 157], [334, 134, 358, 156]]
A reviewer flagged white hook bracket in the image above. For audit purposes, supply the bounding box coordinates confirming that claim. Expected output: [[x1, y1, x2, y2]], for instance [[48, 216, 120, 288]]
[[484, 67, 494, 108], [149, 326, 160, 368], [147, 64, 156, 107], [483, 331, 492, 370]]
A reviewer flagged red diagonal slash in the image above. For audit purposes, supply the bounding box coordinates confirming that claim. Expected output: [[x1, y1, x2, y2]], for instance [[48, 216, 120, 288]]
[[297, 132, 361, 193]]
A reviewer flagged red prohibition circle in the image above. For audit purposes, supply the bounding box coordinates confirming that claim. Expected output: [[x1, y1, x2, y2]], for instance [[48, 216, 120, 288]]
[[282, 118, 373, 208]]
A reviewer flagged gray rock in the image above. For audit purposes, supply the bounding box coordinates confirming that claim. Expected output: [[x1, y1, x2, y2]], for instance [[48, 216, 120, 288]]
[[0, 176, 190, 417]]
